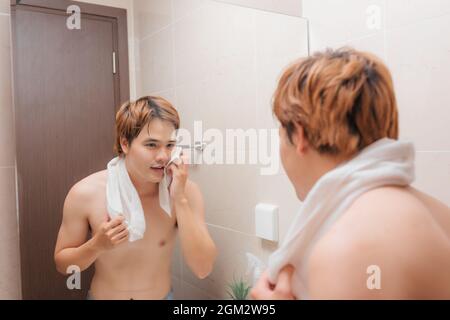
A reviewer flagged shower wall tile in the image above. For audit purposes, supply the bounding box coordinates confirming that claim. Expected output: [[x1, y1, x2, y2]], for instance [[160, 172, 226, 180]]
[[0, 169, 20, 299], [174, 1, 255, 87], [0, 168, 16, 214], [190, 164, 259, 235], [301, 0, 450, 210], [173, 0, 207, 21], [213, 0, 302, 17], [0, 0, 9, 14], [181, 224, 261, 299], [139, 26, 174, 93], [303, 0, 386, 52], [175, 73, 258, 132], [0, 14, 10, 45], [414, 152, 450, 207], [342, 32, 386, 61], [387, 14, 450, 151], [254, 10, 308, 129], [386, 0, 450, 30], [0, 230, 20, 298], [0, 26, 15, 168], [134, 0, 172, 40]]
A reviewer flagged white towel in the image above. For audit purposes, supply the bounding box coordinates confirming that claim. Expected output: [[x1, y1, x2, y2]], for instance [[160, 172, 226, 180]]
[[106, 147, 183, 242], [267, 138, 415, 299], [159, 146, 183, 216]]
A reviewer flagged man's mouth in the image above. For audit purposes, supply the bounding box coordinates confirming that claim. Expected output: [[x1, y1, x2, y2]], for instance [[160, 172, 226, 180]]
[[150, 165, 165, 174]]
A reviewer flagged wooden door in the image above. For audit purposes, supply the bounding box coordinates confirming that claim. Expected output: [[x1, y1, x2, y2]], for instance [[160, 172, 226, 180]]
[[11, 0, 129, 299]]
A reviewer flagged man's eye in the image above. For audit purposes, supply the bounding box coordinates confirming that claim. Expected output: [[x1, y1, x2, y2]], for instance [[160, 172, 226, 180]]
[[167, 144, 175, 148], [147, 143, 157, 148]]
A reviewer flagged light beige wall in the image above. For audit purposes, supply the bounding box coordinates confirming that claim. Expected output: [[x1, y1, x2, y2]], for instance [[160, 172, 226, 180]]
[[214, 0, 302, 16], [302, 0, 450, 206], [134, 0, 308, 299], [0, 0, 21, 300], [134, 0, 450, 300]]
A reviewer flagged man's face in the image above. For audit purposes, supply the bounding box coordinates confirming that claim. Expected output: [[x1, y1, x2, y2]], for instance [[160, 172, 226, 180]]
[[121, 118, 177, 184]]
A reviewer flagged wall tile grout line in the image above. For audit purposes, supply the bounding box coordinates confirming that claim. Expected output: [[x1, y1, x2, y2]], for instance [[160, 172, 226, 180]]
[[138, 2, 206, 44], [416, 151, 450, 153], [206, 222, 256, 238], [0, 166, 15, 169], [384, 11, 450, 33], [211, 0, 302, 19]]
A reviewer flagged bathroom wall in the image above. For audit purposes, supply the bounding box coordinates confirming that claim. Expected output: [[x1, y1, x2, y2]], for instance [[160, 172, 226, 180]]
[[214, 0, 302, 16], [0, 0, 21, 300], [133, 0, 308, 299], [302, 0, 450, 206], [134, 0, 450, 300]]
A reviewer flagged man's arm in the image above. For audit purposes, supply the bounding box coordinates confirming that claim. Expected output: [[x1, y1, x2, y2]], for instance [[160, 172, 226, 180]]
[[54, 184, 129, 275], [54, 184, 100, 274], [174, 180, 217, 279]]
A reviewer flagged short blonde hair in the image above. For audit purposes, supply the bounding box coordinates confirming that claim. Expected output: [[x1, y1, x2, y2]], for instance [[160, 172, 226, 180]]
[[114, 96, 180, 156], [273, 47, 398, 157]]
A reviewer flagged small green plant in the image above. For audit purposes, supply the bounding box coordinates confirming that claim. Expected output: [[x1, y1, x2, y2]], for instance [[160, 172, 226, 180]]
[[227, 277, 252, 300]]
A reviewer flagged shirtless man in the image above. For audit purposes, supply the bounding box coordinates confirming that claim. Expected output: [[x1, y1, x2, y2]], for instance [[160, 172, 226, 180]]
[[54, 96, 217, 300], [251, 48, 450, 299]]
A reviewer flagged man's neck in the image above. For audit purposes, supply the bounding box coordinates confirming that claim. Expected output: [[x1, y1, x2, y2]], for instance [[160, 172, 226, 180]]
[[299, 152, 351, 200], [124, 163, 159, 198], [134, 180, 159, 198]]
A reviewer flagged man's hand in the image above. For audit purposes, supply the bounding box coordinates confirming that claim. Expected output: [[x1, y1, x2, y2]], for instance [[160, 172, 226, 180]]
[[167, 154, 189, 202], [92, 215, 129, 252], [250, 265, 296, 300]]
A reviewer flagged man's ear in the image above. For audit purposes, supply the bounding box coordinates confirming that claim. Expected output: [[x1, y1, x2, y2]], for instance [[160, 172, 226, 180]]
[[292, 122, 308, 156], [120, 137, 130, 155]]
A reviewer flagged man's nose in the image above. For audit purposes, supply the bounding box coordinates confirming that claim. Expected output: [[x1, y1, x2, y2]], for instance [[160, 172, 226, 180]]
[[155, 148, 170, 163]]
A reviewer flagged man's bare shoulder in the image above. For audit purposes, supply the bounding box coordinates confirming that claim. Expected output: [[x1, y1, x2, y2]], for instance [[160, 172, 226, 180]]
[[326, 186, 435, 240], [312, 186, 446, 258], [65, 170, 107, 210], [306, 186, 450, 298]]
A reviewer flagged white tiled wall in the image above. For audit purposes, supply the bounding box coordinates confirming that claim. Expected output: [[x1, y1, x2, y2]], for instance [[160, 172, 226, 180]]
[[387, 15, 450, 151], [0, 0, 21, 300], [134, 0, 308, 299], [214, 0, 302, 17], [303, 0, 450, 207], [303, 0, 386, 55], [135, 0, 449, 300]]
